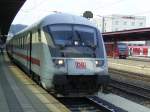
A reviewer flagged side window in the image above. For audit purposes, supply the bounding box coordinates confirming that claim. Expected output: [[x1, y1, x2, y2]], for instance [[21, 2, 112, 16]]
[[20, 37, 22, 49], [35, 32, 38, 42], [22, 36, 24, 49], [19, 37, 21, 49], [32, 31, 37, 43], [38, 29, 41, 42], [24, 36, 27, 49]]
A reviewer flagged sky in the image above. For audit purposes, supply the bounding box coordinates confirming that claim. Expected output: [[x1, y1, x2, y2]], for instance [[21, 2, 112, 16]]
[[12, 0, 150, 26]]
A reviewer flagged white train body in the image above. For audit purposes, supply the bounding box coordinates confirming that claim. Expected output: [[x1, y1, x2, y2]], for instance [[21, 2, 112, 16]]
[[7, 13, 109, 95]]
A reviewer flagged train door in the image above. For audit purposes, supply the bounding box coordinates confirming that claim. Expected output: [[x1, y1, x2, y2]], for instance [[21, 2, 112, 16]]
[[27, 32, 32, 76]]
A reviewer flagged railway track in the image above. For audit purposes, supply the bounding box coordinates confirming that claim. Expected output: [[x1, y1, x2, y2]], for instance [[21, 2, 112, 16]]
[[109, 68, 150, 82], [109, 79, 150, 100], [127, 57, 150, 63], [57, 96, 127, 112]]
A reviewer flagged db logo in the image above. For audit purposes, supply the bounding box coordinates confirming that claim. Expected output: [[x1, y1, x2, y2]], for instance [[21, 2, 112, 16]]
[[75, 61, 86, 69]]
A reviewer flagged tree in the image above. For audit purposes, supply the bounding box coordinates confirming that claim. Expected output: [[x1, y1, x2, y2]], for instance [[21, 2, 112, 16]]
[[83, 11, 93, 19]]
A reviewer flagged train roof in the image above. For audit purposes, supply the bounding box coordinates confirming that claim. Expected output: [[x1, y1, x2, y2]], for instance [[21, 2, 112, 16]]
[[15, 13, 97, 36], [40, 13, 96, 27]]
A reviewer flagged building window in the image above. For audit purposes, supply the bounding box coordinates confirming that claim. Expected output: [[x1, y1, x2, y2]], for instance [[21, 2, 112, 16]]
[[124, 21, 127, 25], [139, 22, 143, 26], [115, 28, 118, 31], [115, 21, 118, 25], [131, 22, 135, 26]]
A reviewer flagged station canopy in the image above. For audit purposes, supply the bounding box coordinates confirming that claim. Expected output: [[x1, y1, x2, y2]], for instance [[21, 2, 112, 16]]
[[102, 27, 150, 42], [0, 0, 26, 42]]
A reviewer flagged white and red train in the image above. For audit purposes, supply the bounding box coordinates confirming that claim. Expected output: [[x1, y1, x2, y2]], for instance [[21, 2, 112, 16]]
[[7, 13, 109, 96]]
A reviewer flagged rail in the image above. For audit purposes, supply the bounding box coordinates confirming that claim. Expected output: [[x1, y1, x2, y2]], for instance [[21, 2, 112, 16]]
[[110, 79, 150, 100], [57, 96, 127, 112]]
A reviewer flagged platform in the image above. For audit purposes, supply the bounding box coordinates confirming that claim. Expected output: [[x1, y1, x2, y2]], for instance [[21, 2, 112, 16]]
[[128, 56, 150, 62], [108, 58, 150, 76], [98, 93, 150, 112], [0, 54, 70, 112]]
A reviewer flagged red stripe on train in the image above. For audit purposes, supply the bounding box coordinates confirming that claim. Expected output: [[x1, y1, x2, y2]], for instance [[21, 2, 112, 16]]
[[14, 52, 40, 66]]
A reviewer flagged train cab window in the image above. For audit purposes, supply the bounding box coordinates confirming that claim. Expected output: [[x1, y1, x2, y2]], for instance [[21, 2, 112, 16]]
[[48, 24, 104, 58], [74, 25, 97, 47], [49, 25, 97, 47], [49, 25, 73, 46]]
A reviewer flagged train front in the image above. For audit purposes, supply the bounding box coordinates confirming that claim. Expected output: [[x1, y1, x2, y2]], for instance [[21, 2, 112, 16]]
[[46, 23, 109, 95]]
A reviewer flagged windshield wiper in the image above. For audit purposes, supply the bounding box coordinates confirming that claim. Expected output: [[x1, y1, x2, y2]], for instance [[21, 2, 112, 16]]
[[75, 31, 83, 44]]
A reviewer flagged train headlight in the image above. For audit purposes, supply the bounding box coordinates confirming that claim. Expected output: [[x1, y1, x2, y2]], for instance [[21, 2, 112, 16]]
[[58, 59, 64, 65], [74, 41, 79, 45], [53, 59, 65, 67], [95, 60, 104, 67]]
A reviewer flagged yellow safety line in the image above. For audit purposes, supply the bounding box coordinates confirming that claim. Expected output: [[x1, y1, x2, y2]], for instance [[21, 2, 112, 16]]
[[4, 55, 70, 112]]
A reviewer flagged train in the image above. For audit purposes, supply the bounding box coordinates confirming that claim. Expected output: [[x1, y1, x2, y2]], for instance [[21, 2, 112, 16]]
[[128, 45, 150, 57], [105, 42, 128, 59], [6, 13, 109, 96]]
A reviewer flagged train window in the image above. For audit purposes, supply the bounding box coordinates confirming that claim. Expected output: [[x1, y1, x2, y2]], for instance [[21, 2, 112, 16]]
[[38, 29, 41, 42], [36, 32, 38, 42], [32, 31, 38, 43], [19, 37, 21, 49], [24, 36, 27, 49], [32, 32, 35, 43], [20, 37, 22, 49], [49, 25, 73, 46], [49, 25, 97, 47], [22, 36, 24, 49], [18, 38, 19, 48], [74, 25, 97, 47]]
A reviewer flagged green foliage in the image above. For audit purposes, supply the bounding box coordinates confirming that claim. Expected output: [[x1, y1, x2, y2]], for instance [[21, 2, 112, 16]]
[[83, 11, 93, 18]]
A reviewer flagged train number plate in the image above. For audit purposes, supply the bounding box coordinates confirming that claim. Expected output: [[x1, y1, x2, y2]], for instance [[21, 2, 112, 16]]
[[75, 61, 86, 69]]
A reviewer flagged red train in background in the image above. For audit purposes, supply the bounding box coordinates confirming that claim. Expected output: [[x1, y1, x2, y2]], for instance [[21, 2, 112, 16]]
[[105, 42, 128, 59], [105, 42, 150, 58], [128, 46, 150, 57]]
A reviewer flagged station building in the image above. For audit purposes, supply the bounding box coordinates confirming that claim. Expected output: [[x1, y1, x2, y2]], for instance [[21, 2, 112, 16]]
[[92, 14, 146, 45], [92, 14, 146, 32]]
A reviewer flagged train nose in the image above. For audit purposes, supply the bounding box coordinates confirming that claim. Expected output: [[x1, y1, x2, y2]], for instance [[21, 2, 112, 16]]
[[67, 59, 95, 75]]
